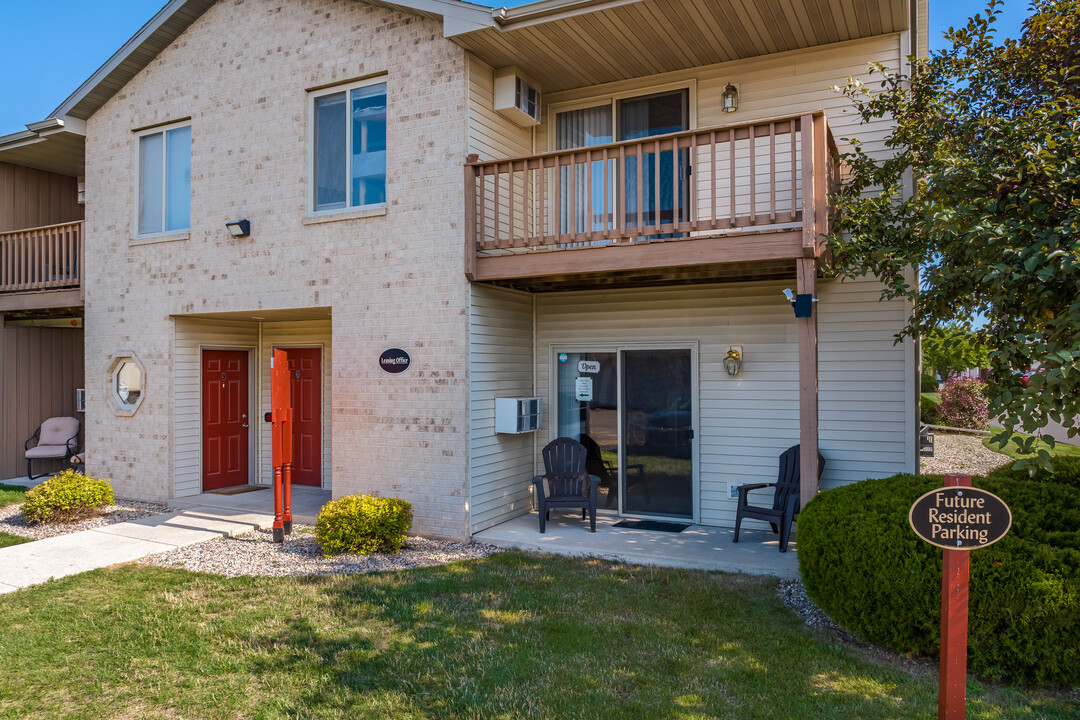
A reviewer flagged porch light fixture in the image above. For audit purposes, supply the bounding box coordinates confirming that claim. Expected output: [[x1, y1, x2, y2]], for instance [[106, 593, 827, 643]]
[[725, 346, 743, 376], [225, 218, 250, 237], [722, 83, 739, 113]]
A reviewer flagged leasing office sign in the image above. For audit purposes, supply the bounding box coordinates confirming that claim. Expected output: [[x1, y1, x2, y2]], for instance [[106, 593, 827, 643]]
[[908, 486, 1012, 550]]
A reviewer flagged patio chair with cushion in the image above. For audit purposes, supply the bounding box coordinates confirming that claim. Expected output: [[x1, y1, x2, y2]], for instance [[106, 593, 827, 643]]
[[732, 444, 825, 553], [533, 437, 601, 533], [25, 417, 81, 480]]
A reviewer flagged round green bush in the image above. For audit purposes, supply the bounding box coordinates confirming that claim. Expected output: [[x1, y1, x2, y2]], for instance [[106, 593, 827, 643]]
[[921, 372, 938, 392], [22, 470, 115, 524], [798, 463, 1080, 686], [920, 394, 940, 425], [315, 494, 413, 556]]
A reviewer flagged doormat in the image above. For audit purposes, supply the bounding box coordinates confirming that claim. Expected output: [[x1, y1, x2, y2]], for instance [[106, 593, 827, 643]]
[[209, 485, 269, 496], [612, 520, 691, 533]]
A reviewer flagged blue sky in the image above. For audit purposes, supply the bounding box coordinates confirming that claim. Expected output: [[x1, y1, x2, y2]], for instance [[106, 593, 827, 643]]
[[0, 0, 1032, 136]]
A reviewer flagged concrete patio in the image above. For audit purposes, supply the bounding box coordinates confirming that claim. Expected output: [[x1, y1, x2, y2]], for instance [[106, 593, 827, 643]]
[[168, 485, 330, 524], [473, 511, 801, 579]]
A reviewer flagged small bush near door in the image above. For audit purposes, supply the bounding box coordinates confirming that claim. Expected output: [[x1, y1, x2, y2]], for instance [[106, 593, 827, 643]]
[[315, 494, 413, 556], [797, 463, 1080, 686], [22, 470, 115, 524]]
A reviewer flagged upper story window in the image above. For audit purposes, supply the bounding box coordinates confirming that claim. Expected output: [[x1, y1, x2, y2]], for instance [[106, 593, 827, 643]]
[[137, 123, 191, 236], [311, 79, 387, 213]]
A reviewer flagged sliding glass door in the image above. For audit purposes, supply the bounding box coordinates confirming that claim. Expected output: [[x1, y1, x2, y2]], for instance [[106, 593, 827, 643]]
[[555, 346, 695, 520], [618, 91, 690, 233], [554, 88, 690, 240]]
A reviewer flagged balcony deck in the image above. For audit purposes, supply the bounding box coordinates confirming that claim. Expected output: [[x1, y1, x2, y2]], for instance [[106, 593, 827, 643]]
[[465, 112, 837, 291], [0, 220, 84, 311]]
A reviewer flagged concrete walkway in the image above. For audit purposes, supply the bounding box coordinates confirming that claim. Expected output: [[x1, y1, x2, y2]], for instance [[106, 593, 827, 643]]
[[0, 506, 273, 594], [474, 511, 801, 579]]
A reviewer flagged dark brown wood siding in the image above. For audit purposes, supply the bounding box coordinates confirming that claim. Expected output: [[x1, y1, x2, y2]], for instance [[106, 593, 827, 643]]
[[0, 323, 84, 479], [0, 162, 83, 234]]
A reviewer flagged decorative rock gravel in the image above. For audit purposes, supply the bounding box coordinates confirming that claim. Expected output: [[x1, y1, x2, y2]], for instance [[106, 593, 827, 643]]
[[141, 524, 497, 577], [920, 433, 1011, 476], [0, 499, 169, 540]]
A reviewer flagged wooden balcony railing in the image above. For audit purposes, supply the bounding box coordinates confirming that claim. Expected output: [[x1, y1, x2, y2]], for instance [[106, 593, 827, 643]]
[[0, 220, 83, 294], [465, 112, 838, 283]]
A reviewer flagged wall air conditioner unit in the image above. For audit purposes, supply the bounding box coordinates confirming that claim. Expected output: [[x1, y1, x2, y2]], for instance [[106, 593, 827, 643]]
[[75, 389, 86, 413], [493, 66, 541, 127], [495, 397, 543, 434]]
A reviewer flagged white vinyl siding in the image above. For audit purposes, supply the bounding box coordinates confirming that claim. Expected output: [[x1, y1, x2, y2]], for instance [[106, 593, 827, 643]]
[[469, 285, 535, 534], [173, 319, 259, 498], [531, 276, 914, 530], [534, 34, 902, 165], [468, 56, 533, 161], [259, 321, 332, 490]]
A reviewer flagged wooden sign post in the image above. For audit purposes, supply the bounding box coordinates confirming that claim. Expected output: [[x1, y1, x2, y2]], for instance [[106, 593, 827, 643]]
[[270, 348, 294, 543], [908, 473, 1012, 720]]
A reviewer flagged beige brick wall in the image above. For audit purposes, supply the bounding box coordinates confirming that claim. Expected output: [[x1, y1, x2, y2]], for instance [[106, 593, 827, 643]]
[[84, 0, 472, 539]]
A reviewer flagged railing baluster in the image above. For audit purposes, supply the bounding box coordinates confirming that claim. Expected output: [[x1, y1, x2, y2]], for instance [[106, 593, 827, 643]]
[[653, 139, 661, 235], [749, 125, 756, 224], [587, 148, 596, 241], [769, 122, 777, 223], [729, 129, 736, 226], [538, 157, 546, 240], [508, 161, 516, 247], [602, 147, 610, 241], [636, 141, 643, 236], [710, 131, 717, 230], [617, 144, 625, 238], [790, 118, 797, 222]]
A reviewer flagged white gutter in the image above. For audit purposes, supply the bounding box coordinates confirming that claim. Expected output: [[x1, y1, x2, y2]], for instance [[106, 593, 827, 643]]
[[489, 0, 642, 31]]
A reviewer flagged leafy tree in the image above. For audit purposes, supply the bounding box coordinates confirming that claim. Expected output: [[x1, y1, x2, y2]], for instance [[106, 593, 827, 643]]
[[828, 0, 1080, 467], [922, 323, 990, 380]]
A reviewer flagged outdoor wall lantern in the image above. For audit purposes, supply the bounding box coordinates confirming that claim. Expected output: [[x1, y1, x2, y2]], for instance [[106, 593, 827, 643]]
[[725, 346, 743, 376], [722, 83, 739, 113], [225, 218, 251, 237], [783, 288, 819, 318]]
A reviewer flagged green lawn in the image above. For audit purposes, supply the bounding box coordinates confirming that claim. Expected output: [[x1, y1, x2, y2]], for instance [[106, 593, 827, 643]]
[[0, 484, 32, 547], [921, 392, 941, 406], [0, 482, 27, 508], [0, 531, 32, 548], [984, 429, 1080, 460], [0, 554, 1073, 719]]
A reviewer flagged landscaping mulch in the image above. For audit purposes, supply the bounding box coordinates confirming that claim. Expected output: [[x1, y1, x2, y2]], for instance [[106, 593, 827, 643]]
[[920, 433, 1011, 476], [140, 523, 497, 577], [0, 499, 169, 540]]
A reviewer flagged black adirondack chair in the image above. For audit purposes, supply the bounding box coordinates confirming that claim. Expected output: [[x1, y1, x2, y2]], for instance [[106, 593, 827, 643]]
[[732, 444, 825, 553], [533, 437, 601, 533]]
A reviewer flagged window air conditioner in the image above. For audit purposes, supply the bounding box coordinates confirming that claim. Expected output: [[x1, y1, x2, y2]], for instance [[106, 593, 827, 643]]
[[494, 67, 541, 127]]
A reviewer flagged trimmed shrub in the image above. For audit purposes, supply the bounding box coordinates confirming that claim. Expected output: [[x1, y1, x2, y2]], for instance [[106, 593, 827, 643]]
[[920, 372, 938, 392], [988, 454, 1080, 492], [798, 469, 1080, 685], [22, 470, 114, 524], [938, 375, 989, 429], [920, 394, 940, 425], [315, 494, 412, 556]]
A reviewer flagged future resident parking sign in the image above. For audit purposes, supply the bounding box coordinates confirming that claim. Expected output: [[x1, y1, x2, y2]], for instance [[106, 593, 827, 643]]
[[908, 486, 1012, 550]]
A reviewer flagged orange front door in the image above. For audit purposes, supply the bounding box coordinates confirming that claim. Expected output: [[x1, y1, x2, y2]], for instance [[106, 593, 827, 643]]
[[286, 347, 322, 487], [202, 349, 250, 491]]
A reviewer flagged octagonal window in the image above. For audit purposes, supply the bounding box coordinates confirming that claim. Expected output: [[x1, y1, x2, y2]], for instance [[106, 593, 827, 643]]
[[114, 361, 143, 410]]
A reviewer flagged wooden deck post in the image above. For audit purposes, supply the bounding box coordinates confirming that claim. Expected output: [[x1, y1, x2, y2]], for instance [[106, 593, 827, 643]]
[[797, 257, 819, 511]]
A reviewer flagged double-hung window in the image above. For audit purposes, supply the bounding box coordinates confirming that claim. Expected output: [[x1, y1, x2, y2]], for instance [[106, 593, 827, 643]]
[[137, 123, 191, 236], [312, 79, 387, 213]]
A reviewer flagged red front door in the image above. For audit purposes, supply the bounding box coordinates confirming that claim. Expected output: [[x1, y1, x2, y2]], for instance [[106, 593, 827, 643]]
[[286, 347, 322, 487], [202, 349, 250, 491]]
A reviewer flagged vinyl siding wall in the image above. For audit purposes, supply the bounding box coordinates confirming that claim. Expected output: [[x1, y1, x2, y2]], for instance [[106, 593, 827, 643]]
[[533, 33, 902, 163], [173, 318, 259, 498], [468, 285, 534, 533], [533, 276, 914, 529]]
